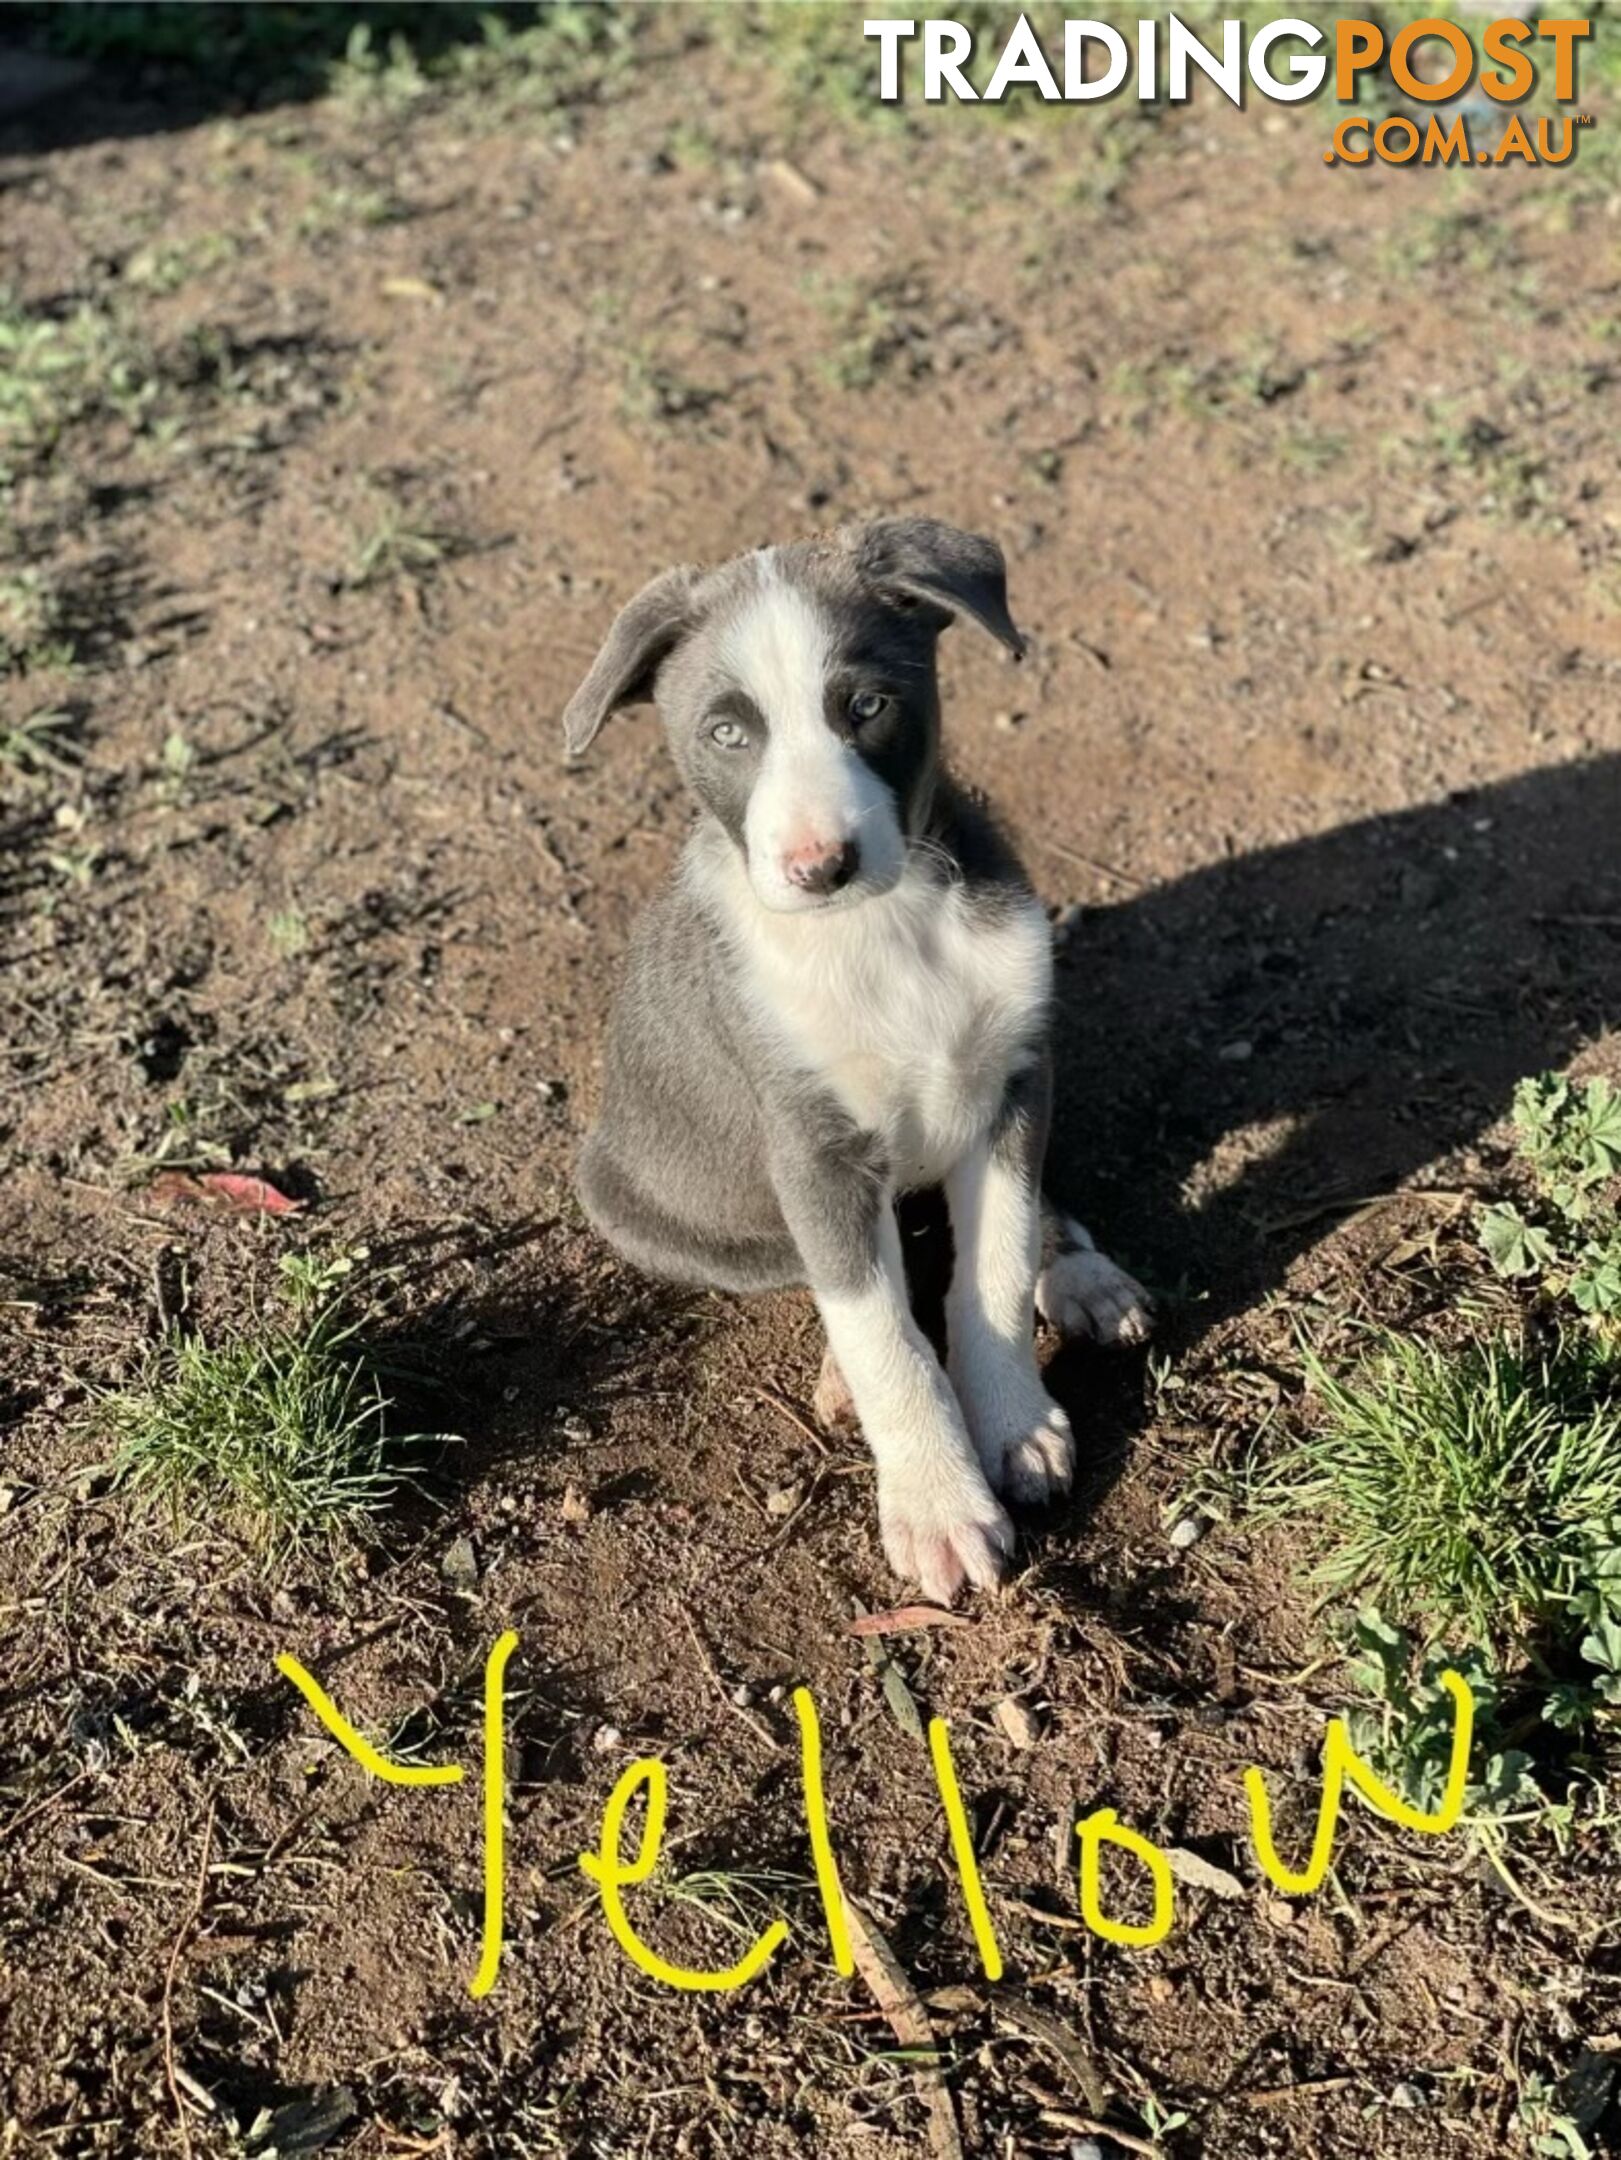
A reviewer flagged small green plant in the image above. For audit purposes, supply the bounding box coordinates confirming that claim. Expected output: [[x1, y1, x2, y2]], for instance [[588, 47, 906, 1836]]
[[268, 906, 311, 959], [1516, 2070, 1596, 2160], [344, 500, 467, 590], [94, 1266, 445, 1555], [0, 706, 81, 786], [1481, 1074, 1621, 1327], [1280, 1328, 1621, 1641], [1341, 1609, 1540, 1821]]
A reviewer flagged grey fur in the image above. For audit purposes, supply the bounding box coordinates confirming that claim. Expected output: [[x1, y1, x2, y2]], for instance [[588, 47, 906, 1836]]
[[567, 521, 1033, 1302]]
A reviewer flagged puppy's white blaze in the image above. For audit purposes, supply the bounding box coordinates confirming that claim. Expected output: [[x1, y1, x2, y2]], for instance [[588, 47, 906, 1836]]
[[722, 570, 902, 909]]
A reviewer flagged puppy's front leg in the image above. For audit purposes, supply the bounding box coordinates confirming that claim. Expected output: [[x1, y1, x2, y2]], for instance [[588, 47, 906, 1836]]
[[945, 1056, 1076, 1504], [773, 1130, 1013, 1604]]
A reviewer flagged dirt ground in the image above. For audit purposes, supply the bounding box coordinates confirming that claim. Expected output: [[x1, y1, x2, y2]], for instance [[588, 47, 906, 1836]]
[[5, 9, 1621, 2157]]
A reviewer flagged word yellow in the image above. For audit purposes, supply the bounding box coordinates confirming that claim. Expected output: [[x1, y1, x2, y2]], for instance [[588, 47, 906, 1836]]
[[277, 1642, 1475, 1998]]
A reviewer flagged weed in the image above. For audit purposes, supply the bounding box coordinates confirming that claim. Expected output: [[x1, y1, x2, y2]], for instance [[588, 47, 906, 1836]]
[[344, 501, 466, 590], [1516, 2070, 1598, 2160], [1481, 1074, 1621, 1330], [1341, 1610, 1541, 1821], [0, 570, 74, 676], [0, 706, 82, 787], [0, 290, 153, 484], [93, 1270, 446, 1556], [1275, 1327, 1621, 1641]]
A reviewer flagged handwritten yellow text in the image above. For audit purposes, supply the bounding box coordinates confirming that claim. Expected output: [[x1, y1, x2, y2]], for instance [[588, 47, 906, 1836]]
[[276, 1644, 1477, 2000]]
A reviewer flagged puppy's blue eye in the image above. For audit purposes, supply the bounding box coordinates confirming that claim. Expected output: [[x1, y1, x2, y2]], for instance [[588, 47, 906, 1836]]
[[710, 719, 749, 749], [849, 691, 890, 726]]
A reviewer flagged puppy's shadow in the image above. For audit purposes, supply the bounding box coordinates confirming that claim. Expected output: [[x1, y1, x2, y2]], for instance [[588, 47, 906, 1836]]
[[1045, 748, 1621, 1337]]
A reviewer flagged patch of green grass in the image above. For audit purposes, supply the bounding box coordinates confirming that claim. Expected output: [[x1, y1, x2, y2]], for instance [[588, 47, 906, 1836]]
[[93, 1268, 445, 1556], [0, 291, 154, 484], [327, 4, 633, 124], [0, 570, 76, 676], [1275, 1326, 1621, 1642]]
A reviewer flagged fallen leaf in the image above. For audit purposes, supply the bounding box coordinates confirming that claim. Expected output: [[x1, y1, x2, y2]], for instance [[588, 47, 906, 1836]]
[[380, 275, 442, 304], [858, 1632, 926, 1743], [764, 156, 822, 206], [1163, 1845, 1245, 1901], [994, 1998, 1108, 2116], [842, 1898, 963, 2160], [244, 2085, 359, 2156], [848, 1605, 972, 1638], [995, 1695, 1044, 1749], [148, 1170, 303, 1216]]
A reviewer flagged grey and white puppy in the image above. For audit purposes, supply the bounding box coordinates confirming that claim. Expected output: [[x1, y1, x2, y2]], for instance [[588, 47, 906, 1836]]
[[562, 519, 1151, 1604]]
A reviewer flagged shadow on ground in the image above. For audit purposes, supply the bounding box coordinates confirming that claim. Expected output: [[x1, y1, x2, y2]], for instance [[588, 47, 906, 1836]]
[[1048, 749, 1621, 1334]]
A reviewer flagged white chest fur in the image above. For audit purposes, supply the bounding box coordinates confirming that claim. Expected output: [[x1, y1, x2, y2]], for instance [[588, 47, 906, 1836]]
[[723, 864, 1052, 1190]]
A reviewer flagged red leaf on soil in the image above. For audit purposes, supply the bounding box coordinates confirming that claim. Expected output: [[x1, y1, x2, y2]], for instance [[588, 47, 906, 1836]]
[[848, 1605, 972, 1638], [147, 1170, 304, 1215]]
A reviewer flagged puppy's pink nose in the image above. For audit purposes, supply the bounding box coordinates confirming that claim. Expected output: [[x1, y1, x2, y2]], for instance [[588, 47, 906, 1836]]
[[783, 839, 859, 895]]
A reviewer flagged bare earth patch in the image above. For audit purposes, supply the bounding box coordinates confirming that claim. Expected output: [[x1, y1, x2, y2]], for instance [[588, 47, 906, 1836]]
[[3, 11, 1621, 2157]]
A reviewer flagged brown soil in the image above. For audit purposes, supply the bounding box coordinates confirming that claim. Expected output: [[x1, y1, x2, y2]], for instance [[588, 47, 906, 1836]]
[[4, 14, 1621, 2159]]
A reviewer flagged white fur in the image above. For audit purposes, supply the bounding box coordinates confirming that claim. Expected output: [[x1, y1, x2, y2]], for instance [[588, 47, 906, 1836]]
[[722, 571, 905, 913], [945, 1145, 1075, 1502], [1036, 1214, 1155, 1345], [819, 1209, 1013, 1604], [712, 848, 1053, 1192]]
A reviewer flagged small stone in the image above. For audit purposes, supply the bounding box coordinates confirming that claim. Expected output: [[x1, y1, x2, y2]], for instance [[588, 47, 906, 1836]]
[[440, 1535, 479, 1589], [1168, 1515, 1206, 1551], [1147, 1974, 1174, 2004], [0, 1486, 15, 1515], [764, 1482, 802, 1518], [592, 1724, 623, 1754], [731, 1683, 757, 1710], [1217, 1038, 1254, 1063], [560, 1483, 592, 1525], [995, 1696, 1043, 1749], [767, 1684, 787, 1705], [1390, 2081, 1427, 2110], [1263, 1896, 1297, 1930]]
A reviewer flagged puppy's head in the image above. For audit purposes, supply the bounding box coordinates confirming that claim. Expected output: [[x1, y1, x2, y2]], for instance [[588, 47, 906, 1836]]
[[561, 518, 1023, 914]]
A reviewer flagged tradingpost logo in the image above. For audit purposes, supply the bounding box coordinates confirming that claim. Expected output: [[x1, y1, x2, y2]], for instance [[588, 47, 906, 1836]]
[[863, 15, 1596, 169]]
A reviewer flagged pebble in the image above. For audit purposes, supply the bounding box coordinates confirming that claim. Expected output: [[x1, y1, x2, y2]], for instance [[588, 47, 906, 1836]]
[[764, 1482, 802, 1518], [1218, 1038, 1254, 1062], [1168, 1515, 1207, 1551], [592, 1724, 623, 1754], [1390, 2081, 1427, 2109], [440, 1535, 479, 1590]]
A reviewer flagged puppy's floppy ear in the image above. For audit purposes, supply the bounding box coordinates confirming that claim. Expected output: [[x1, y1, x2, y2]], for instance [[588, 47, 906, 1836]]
[[852, 516, 1025, 658], [561, 565, 698, 759]]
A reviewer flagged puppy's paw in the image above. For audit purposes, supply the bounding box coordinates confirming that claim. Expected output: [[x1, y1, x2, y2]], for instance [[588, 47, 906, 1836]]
[[1037, 1239, 1155, 1347], [954, 1365, 1076, 1505], [878, 1461, 1014, 1607], [812, 1345, 857, 1434]]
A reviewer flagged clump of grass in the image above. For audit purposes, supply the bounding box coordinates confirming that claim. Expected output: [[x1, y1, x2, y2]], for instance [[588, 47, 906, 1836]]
[[1277, 1327, 1621, 1642], [93, 1262, 447, 1556]]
